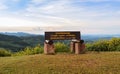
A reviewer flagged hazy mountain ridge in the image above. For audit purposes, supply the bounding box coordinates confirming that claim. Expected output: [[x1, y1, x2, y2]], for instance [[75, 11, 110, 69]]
[[0, 32, 36, 37], [81, 34, 120, 42]]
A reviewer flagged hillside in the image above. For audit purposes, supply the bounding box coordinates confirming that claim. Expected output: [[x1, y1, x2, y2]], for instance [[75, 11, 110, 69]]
[[0, 34, 44, 52], [21, 35, 44, 46], [0, 34, 30, 52], [0, 52, 120, 74]]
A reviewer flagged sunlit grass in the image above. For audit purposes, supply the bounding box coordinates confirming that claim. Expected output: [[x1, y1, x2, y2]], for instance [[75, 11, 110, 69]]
[[0, 52, 120, 74]]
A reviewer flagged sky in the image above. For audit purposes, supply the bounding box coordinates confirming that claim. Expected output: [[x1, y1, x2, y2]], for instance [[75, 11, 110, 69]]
[[0, 0, 120, 34]]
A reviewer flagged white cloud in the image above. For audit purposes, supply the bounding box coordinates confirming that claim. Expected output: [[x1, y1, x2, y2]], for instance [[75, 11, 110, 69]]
[[27, 0, 70, 14], [0, 0, 120, 34], [26, 0, 119, 19], [0, 16, 42, 27]]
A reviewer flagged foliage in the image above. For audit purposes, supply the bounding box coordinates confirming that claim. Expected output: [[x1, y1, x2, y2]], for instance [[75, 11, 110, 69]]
[[33, 44, 44, 54], [116, 45, 120, 51], [108, 38, 120, 51], [86, 38, 120, 51], [54, 42, 70, 53], [14, 42, 70, 56], [0, 48, 11, 57], [13, 44, 43, 56]]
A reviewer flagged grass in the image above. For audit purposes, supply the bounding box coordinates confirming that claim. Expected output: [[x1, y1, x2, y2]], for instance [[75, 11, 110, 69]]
[[0, 52, 120, 74]]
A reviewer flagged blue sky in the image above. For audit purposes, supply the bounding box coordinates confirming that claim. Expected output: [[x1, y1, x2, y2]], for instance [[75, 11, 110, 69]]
[[0, 0, 120, 34]]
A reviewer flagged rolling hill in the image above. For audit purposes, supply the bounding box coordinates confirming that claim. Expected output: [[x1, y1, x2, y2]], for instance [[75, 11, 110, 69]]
[[0, 34, 30, 52], [0, 34, 44, 52]]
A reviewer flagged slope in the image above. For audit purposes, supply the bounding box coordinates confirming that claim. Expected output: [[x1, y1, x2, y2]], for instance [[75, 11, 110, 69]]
[[0, 34, 30, 52]]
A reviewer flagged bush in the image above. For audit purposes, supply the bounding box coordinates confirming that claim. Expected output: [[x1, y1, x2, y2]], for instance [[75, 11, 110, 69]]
[[33, 44, 44, 54], [13, 44, 44, 56], [0, 48, 11, 57], [23, 47, 34, 55], [86, 43, 94, 51], [86, 40, 109, 51], [108, 38, 120, 51], [86, 38, 120, 51], [116, 45, 120, 51], [54, 42, 70, 53]]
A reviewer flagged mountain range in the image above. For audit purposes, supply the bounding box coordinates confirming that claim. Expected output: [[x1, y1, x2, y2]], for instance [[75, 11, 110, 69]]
[[0, 32, 36, 37]]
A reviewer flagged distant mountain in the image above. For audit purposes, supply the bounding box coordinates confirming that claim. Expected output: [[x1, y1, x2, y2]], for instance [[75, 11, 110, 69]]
[[0, 32, 36, 37], [81, 34, 120, 43]]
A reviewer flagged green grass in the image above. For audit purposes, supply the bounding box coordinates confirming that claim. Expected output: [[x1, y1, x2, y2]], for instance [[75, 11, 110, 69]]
[[0, 52, 120, 74]]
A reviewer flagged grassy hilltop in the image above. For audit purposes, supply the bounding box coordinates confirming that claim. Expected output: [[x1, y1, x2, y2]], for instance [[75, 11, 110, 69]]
[[0, 52, 120, 74]]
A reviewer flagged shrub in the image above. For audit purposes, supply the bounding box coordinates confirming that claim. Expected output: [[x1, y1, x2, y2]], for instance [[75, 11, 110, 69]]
[[86, 43, 94, 51], [13, 44, 44, 56], [0, 48, 11, 57], [86, 38, 120, 51], [23, 47, 34, 55], [33, 44, 44, 54], [86, 40, 109, 51], [108, 38, 120, 51], [54, 42, 70, 53], [116, 45, 120, 51]]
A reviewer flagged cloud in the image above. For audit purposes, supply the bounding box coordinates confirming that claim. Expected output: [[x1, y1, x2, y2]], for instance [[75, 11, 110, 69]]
[[27, 0, 71, 14], [0, 26, 65, 34], [26, 0, 120, 19], [0, 17, 34, 27], [0, 0, 120, 34]]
